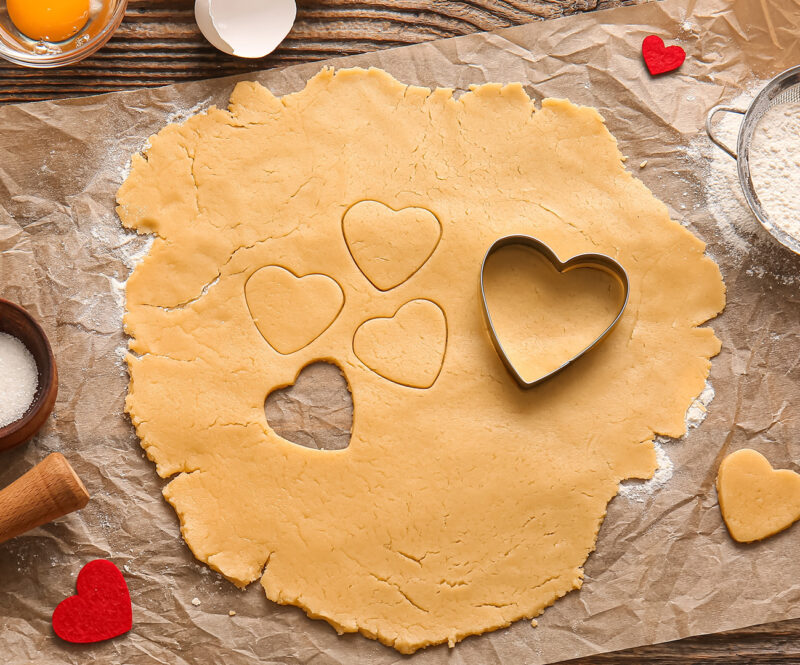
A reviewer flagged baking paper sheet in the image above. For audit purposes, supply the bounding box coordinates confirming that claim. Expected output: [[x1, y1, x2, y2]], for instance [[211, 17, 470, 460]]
[[2, 0, 800, 662]]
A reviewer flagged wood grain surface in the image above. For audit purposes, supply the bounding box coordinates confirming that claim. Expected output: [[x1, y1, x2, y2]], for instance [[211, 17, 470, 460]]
[[0, 0, 637, 104], [1, 1, 799, 662]]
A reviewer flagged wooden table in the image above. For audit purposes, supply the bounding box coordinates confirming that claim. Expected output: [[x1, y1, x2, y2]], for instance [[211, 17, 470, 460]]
[[1, 1, 798, 662]]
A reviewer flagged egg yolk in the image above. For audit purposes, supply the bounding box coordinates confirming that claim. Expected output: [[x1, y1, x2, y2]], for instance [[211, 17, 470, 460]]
[[7, 0, 91, 42]]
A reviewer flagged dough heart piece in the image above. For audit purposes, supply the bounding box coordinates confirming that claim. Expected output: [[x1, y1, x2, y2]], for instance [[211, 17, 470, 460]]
[[245, 266, 344, 354], [716, 448, 800, 543], [353, 299, 446, 388], [52, 560, 132, 643], [482, 244, 626, 386], [641, 35, 686, 76], [343, 200, 442, 291]]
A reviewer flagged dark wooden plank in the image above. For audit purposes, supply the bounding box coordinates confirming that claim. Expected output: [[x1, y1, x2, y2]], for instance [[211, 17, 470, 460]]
[[0, 0, 640, 103], [566, 618, 800, 663], [1, 1, 799, 662]]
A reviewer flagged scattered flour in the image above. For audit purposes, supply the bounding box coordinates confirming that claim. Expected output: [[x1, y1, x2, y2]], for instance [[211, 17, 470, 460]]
[[686, 93, 758, 258], [618, 440, 675, 503], [97, 101, 212, 360], [618, 380, 715, 502], [166, 99, 212, 127], [39, 96, 214, 381], [0, 332, 39, 427], [95, 100, 211, 368], [685, 381, 715, 429], [622, 80, 730, 500], [684, 81, 800, 289], [749, 102, 800, 235]]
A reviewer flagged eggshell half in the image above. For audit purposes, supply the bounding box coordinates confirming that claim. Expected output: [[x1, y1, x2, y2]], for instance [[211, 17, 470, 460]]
[[195, 0, 233, 54], [195, 0, 296, 59]]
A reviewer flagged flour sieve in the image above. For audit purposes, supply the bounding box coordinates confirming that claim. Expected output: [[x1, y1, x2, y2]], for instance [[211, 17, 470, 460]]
[[705, 65, 800, 255]]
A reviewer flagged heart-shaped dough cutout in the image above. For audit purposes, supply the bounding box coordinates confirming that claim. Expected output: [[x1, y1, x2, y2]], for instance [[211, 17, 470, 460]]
[[482, 241, 627, 386], [343, 200, 442, 291], [716, 448, 800, 543], [353, 299, 446, 388], [245, 266, 344, 355], [52, 559, 132, 643]]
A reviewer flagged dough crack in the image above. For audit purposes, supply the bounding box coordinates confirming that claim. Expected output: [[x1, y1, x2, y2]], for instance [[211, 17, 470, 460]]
[[141, 275, 221, 312], [389, 547, 440, 566], [176, 143, 201, 215], [368, 572, 430, 614]]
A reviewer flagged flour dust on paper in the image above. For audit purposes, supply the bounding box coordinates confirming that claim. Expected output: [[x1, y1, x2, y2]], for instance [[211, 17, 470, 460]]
[[117, 67, 725, 653], [619, 380, 715, 502], [686, 83, 800, 284]]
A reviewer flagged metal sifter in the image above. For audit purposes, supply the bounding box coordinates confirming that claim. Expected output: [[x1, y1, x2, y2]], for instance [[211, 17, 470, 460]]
[[705, 65, 800, 255]]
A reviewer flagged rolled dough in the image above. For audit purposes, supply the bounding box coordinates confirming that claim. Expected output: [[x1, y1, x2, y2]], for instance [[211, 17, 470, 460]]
[[117, 67, 725, 653]]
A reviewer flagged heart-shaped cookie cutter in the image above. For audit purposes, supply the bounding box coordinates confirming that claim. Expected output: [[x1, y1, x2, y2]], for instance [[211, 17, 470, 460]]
[[480, 235, 630, 388]]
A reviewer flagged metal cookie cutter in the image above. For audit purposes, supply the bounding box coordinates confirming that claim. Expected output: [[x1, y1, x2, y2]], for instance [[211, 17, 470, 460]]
[[706, 65, 800, 256], [480, 235, 630, 389]]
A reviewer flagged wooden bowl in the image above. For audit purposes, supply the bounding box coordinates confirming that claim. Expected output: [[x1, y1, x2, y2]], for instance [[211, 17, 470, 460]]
[[0, 299, 58, 452]]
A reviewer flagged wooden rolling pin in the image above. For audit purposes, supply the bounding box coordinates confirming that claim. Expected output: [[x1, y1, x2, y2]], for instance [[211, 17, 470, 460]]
[[0, 453, 90, 545]]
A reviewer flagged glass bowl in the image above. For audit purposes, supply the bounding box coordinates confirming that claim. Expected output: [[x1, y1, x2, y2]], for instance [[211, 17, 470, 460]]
[[0, 0, 127, 68]]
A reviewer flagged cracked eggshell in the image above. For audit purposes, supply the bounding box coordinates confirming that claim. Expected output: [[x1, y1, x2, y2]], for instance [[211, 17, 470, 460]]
[[195, 0, 297, 59]]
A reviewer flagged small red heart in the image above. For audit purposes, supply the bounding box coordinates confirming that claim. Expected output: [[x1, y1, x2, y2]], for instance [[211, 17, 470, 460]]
[[642, 35, 686, 76], [52, 560, 132, 643]]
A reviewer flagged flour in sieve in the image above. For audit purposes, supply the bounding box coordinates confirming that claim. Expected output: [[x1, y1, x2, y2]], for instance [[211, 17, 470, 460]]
[[749, 102, 800, 236]]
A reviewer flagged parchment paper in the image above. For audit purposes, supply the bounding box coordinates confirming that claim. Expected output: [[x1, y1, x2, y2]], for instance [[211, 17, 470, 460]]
[[2, 0, 800, 662]]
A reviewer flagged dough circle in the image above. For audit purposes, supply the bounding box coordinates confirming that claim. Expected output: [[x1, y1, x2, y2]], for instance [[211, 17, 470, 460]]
[[117, 68, 725, 653]]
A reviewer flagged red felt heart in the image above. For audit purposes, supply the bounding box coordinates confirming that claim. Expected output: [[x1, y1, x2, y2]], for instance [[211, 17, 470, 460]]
[[52, 560, 132, 643], [641, 35, 686, 76]]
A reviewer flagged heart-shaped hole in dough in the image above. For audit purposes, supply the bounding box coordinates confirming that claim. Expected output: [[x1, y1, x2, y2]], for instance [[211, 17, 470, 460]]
[[265, 362, 353, 450], [482, 244, 626, 385]]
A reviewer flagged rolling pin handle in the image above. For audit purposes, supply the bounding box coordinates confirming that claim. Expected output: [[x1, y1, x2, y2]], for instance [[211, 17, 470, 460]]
[[0, 453, 90, 545]]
